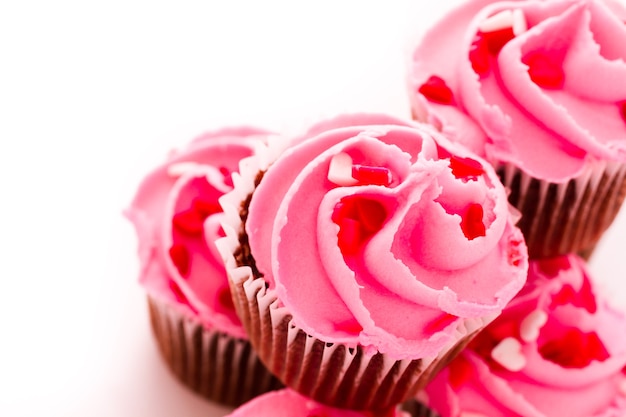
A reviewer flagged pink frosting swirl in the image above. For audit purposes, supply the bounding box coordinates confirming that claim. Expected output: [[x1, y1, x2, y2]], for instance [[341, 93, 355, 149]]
[[426, 254, 626, 417], [246, 114, 528, 359], [226, 388, 408, 417], [410, 0, 626, 182], [126, 128, 268, 337]]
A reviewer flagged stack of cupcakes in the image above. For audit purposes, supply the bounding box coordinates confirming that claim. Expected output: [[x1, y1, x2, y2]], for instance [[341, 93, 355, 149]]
[[126, 0, 626, 416], [125, 128, 284, 406], [406, 0, 626, 415]]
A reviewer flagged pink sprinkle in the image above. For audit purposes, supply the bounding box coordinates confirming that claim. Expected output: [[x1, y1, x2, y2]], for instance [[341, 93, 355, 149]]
[[418, 75, 454, 104], [523, 51, 565, 89], [351, 165, 391, 186]]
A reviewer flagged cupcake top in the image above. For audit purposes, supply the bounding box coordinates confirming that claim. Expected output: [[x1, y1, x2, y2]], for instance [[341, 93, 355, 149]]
[[126, 127, 269, 337], [425, 254, 626, 417], [225, 388, 409, 417], [409, 0, 626, 182], [239, 114, 528, 360]]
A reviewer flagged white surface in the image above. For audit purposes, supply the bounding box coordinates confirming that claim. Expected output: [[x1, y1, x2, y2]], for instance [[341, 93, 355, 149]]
[[1, 1, 625, 416]]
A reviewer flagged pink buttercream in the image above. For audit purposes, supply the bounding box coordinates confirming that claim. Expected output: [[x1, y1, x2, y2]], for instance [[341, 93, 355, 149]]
[[126, 128, 269, 337], [426, 254, 626, 417], [225, 388, 409, 417], [409, 0, 626, 182], [245, 114, 528, 359]]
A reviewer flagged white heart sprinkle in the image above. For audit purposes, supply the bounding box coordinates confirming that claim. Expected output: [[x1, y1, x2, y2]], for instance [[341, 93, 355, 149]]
[[479, 9, 514, 33], [520, 310, 548, 343], [619, 378, 626, 396], [328, 152, 358, 186], [491, 337, 526, 372]]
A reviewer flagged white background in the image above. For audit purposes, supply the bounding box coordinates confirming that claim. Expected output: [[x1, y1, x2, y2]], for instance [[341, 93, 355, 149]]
[[1, 1, 625, 416]]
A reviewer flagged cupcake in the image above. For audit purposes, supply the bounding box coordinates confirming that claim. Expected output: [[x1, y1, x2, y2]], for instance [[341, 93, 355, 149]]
[[218, 114, 529, 411], [424, 254, 626, 416], [125, 127, 283, 406], [225, 388, 411, 417], [408, 0, 626, 258]]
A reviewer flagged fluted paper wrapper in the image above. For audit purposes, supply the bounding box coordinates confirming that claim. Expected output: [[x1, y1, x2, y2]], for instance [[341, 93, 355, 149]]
[[216, 140, 489, 411], [498, 161, 626, 259], [147, 297, 282, 406]]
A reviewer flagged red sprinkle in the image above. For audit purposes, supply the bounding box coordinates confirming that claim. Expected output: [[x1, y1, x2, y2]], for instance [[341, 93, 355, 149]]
[[219, 166, 233, 187], [539, 329, 609, 368], [216, 286, 235, 312], [334, 318, 363, 335], [449, 156, 484, 180], [523, 51, 565, 89], [537, 256, 571, 278], [460, 203, 486, 240], [332, 197, 388, 256], [507, 238, 524, 267], [481, 27, 515, 55], [550, 276, 597, 314], [336, 218, 362, 256], [448, 355, 474, 390], [469, 33, 490, 76], [172, 209, 205, 236], [619, 101, 626, 123], [418, 75, 454, 104], [192, 197, 222, 218], [352, 165, 391, 186], [169, 243, 190, 277]]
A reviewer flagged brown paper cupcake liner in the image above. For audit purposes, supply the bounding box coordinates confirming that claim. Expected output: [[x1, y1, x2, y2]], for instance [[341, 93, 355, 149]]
[[498, 161, 626, 259], [219, 271, 483, 411], [147, 296, 283, 407]]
